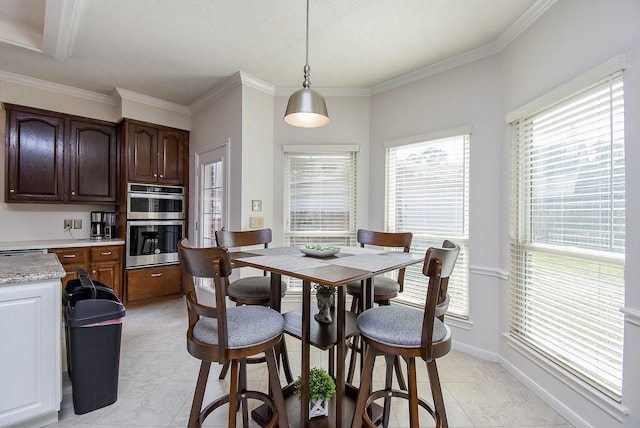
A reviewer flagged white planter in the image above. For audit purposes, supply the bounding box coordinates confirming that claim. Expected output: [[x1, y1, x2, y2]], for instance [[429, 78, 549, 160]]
[[309, 398, 329, 418]]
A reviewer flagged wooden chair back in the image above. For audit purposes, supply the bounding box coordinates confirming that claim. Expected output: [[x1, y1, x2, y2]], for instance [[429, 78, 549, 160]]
[[357, 229, 413, 290], [178, 238, 233, 363], [215, 228, 273, 248], [421, 241, 460, 361]]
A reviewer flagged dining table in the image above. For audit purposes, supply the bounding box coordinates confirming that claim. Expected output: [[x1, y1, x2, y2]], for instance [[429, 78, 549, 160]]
[[231, 245, 423, 428]]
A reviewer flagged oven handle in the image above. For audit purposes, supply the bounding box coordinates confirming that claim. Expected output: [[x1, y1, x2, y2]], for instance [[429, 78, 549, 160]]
[[128, 192, 184, 200]]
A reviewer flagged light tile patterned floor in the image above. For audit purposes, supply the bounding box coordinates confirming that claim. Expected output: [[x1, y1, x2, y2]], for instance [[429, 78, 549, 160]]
[[47, 297, 573, 427]]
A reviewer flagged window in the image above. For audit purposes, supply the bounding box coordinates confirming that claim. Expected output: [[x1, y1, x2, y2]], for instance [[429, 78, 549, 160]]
[[385, 131, 470, 318], [284, 146, 358, 287], [510, 71, 625, 399]]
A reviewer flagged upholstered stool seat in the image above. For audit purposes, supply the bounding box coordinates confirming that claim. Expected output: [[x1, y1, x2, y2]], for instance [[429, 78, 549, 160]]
[[357, 305, 450, 349], [353, 241, 460, 428], [227, 276, 287, 302], [345, 276, 400, 297], [193, 305, 284, 348]]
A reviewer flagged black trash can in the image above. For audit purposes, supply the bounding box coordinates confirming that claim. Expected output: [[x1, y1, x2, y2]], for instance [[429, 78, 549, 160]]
[[64, 271, 125, 415]]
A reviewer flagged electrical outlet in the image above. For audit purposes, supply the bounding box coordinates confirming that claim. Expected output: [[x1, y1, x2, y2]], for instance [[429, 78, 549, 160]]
[[64, 219, 72, 230], [73, 219, 82, 229]]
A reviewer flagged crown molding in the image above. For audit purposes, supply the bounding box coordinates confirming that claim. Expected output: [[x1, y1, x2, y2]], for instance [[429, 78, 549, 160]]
[[274, 86, 370, 97], [0, 69, 114, 105], [369, 0, 557, 95], [113, 87, 190, 115]]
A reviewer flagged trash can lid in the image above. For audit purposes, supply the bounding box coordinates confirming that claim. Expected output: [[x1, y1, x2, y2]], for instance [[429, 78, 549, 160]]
[[65, 288, 125, 327]]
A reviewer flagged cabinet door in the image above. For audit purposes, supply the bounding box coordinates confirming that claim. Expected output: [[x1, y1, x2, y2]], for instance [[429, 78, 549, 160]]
[[127, 123, 158, 183], [5, 109, 64, 202], [89, 245, 123, 299], [157, 129, 185, 185], [69, 120, 117, 203]]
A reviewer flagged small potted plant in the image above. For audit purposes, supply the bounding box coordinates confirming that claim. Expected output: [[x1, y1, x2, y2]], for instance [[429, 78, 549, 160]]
[[294, 367, 336, 418], [314, 284, 336, 324]]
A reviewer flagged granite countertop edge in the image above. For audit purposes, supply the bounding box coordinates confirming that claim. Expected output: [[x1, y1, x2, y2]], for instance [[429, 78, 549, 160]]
[[0, 254, 67, 285], [0, 238, 125, 251]]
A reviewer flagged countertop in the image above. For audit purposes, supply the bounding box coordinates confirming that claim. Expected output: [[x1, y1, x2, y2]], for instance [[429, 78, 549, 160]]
[[0, 238, 125, 252], [0, 253, 66, 285]]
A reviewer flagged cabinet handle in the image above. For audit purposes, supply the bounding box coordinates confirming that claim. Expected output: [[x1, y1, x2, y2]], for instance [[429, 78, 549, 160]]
[[159, 174, 164, 178], [9, 189, 15, 193], [153, 173, 158, 178], [71, 191, 76, 195], [63, 254, 76, 258], [150, 273, 162, 277], [92, 270, 97, 274], [101, 251, 112, 256]]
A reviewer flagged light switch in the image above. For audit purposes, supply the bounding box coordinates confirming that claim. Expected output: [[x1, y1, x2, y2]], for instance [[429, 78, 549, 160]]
[[250, 216, 264, 228]]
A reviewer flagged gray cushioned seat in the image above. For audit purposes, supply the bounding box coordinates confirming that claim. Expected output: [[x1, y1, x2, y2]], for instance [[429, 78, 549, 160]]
[[357, 305, 448, 348], [345, 276, 400, 296], [227, 276, 288, 300], [193, 305, 284, 349]]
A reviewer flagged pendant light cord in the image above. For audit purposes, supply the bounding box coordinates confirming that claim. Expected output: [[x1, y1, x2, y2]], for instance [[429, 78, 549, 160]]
[[305, 0, 309, 67]]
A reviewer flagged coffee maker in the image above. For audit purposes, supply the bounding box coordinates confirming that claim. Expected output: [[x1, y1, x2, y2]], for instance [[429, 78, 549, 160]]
[[90, 211, 106, 240], [90, 211, 117, 240], [104, 212, 117, 239]]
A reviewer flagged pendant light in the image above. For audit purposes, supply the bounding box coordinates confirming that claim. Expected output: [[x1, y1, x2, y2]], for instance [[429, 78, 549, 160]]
[[284, 0, 329, 128]]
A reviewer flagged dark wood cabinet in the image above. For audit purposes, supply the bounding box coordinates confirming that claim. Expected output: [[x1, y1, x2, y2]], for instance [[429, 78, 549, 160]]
[[126, 264, 182, 304], [5, 109, 65, 202], [4, 105, 118, 204], [50, 244, 123, 300], [124, 120, 187, 186], [69, 120, 118, 203]]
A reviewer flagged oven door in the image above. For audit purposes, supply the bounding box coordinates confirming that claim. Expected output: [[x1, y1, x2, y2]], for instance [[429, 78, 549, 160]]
[[127, 191, 184, 220], [126, 220, 184, 268]]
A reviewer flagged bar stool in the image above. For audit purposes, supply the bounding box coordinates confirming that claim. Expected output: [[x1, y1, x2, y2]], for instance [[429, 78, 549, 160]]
[[352, 241, 460, 428], [178, 239, 288, 428], [345, 229, 413, 386], [214, 228, 293, 383]]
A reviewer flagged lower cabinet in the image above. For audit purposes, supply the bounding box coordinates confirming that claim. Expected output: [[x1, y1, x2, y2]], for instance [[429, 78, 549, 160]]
[[49, 244, 123, 300], [0, 279, 61, 427], [126, 264, 182, 304]]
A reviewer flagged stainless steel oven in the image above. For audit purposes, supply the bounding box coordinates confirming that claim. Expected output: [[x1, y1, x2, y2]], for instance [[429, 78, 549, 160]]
[[126, 220, 184, 268], [127, 183, 185, 220]]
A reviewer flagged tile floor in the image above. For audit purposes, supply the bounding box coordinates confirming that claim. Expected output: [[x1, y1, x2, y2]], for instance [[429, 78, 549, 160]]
[[47, 297, 573, 427]]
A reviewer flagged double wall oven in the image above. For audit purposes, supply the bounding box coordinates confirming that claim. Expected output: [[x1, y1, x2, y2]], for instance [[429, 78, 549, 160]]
[[126, 183, 185, 268]]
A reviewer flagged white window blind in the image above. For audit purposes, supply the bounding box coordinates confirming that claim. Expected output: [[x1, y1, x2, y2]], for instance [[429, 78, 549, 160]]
[[284, 149, 358, 287], [510, 71, 625, 399], [385, 133, 470, 318]]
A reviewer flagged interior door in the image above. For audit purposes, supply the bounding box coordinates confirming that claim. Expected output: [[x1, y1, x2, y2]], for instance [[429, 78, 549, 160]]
[[197, 145, 227, 248]]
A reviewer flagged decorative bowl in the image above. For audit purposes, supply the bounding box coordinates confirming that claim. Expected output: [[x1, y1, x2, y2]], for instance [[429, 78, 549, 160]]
[[300, 245, 340, 258]]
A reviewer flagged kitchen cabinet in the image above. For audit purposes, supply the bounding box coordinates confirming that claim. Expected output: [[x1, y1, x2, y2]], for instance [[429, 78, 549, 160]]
[[126, 264, 182, 304], [4, 104, 118, 204], [5, 108, 65, 202], [69, 120, 118, 203], [123, 120, 188, 186], [0, 255, 64, 427], [49, 244, 123, 299]]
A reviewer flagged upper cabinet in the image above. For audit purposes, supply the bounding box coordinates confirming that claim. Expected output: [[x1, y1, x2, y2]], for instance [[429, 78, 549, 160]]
[[5, 108, 65, 202], [4, 104, 118, 204], [122, 120, 187, 186], [69, 120, 118, 203]]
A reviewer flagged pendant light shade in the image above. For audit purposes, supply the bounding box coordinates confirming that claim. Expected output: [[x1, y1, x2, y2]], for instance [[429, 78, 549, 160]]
[[284, 0, 329, 128]]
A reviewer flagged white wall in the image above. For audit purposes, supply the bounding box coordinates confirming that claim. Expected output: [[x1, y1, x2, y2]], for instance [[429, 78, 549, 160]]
[[369, 55, 504, 357], [368, 1, 639, 427], [499, 1, 640, 427]]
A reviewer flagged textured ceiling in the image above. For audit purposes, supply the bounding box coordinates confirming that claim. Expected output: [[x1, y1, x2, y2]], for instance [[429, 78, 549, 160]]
[[0, 0, 547, 106]]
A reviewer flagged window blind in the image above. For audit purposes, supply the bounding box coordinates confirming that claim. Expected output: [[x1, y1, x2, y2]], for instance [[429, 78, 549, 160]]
[[385, 134, 470, 318], [511, 71, 625, 399], [284, 149, 358, 288]]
